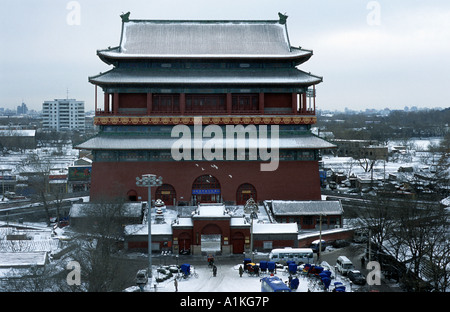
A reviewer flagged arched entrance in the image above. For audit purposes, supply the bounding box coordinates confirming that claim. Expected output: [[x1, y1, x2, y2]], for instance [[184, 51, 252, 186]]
[[192, 175, 221, 204], [236, 183, 257, 205], [155, 184, 177, 206], [201, 223, 222, 254], [127, 189, 138, 201]]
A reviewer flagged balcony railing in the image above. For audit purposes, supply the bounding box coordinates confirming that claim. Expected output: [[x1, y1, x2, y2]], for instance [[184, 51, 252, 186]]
[[95, 108, 315, 117]]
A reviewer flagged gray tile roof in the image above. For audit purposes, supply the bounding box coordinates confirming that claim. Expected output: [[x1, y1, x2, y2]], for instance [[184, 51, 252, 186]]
[[98, 19, 311, 60], [76, 133, 336, 150], [89, 67, 322, 86]]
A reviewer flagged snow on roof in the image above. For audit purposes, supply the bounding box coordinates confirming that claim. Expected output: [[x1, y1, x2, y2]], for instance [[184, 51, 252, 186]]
[[76, 134, 336, 151], [70, 202, 143, 218], [90, 68, 322, 86], [124, 223, 172, 236], [297, 227, 352, 241], [98, 19, 310, 60], [230, 217, 249, 227], [268, 200, 343, 216], [172, 217, 194, 228], [252, 222, 298, 234], [0, 129, 36, 137], [192, 203, 231, 219], [441, 196, 450, 207], [0, 252, 47, 267]]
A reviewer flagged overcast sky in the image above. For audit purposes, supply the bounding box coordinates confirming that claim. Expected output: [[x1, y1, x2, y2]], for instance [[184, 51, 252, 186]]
[[1, 0, 449, 112]]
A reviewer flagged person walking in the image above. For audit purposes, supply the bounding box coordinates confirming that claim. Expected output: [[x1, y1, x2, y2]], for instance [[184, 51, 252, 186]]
[[213, 265, 217, 277], [239, 265, 243, 277]]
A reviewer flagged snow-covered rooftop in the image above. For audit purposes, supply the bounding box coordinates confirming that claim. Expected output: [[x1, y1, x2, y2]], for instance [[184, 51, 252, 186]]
[[90, 67, 321, 86], [124, 223, 172, 236], [192, 203, 231, 219], [76, 134, 336, 151], [70, 202, 143, 218], [253, 222, 298, 234], [268, 200, 344, 216], [0, 251, 47, 267], [0, 129, 36, 137], [97, 18, 311, 60]]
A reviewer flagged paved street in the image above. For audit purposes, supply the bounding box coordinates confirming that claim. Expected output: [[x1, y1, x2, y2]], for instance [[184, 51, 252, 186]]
[[318, 243, 403, 292]]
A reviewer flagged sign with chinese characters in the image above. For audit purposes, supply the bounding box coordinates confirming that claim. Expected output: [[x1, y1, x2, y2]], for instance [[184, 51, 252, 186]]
[[192, 189, 221, 195]]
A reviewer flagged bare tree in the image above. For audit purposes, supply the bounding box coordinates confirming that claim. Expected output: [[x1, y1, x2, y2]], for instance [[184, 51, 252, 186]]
[[19, 153, 53, 226], [69, 199, 132, 292], [390, 200, 446, 291], [357, 196, 396, 254], [422, 210, 450, 292]]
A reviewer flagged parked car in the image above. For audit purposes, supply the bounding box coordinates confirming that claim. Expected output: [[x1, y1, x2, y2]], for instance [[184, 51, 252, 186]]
[[136, 269, 148, 285], [310, 239, 326, 253], [348, 270, 366, 285], [336, 256, 354, 275], [331, 239, 350, 248]]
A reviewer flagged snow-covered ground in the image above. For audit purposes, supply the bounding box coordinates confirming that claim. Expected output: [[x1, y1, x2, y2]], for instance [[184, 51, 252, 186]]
[[0, 143, 79, 174], [321, 137, 445, 184], [125, 260, 355, 293]]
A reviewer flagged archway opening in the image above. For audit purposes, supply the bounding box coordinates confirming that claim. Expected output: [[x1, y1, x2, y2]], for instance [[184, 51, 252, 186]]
[[155, 184, 177, 206], [201, 223, 222, 254], [236, 183, 257, 205], [127, 189, 138, 201], [192, 175, 221, 204]]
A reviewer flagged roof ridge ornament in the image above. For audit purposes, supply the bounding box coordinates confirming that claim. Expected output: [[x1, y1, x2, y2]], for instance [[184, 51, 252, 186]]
[[278, 12, 288, 25], [120, 12, 130, 23]]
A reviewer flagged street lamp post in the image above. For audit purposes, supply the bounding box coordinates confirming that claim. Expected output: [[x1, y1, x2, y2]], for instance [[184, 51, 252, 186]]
[[317, 214, 327, 263], [244, 198, 259, 263], [318, 214, 323, 262], [136, 174, 163, 283]]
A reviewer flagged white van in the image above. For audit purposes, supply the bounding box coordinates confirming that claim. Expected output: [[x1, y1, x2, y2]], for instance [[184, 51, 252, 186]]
[[336, 256, 354, 275], [269, 248, 314, 265]]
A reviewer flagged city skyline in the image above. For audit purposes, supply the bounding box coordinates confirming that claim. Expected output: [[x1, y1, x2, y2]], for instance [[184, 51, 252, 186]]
[[1, 0, 449, 112]]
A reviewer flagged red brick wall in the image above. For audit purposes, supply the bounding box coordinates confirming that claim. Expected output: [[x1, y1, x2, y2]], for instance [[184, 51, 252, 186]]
[[90, 160, 321, 203]]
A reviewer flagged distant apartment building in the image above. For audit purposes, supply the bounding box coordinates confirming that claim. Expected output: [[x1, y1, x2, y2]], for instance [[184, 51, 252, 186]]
[[17, 102, 28, 115], [42, 99, 85, 132]]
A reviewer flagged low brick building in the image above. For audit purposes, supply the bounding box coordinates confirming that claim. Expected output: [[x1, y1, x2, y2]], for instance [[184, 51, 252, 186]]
[[266, 200, 344, 230], [124, 203, 301, 255]]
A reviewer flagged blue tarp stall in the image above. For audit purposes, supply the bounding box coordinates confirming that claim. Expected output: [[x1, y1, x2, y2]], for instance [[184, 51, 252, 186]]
[[290, 277, 299, 290], [267, 261, 276, 273], [321, 276, 331, 290], [243, 258, 252, 271], [288, 263, 298, 275], [320, 270, 332, 278], [310, 266, 323, 275], [180, 264, 190, 276], [302, 263, 312, 273], [259, 261, 268, 272], [334, 282, 346, 292]]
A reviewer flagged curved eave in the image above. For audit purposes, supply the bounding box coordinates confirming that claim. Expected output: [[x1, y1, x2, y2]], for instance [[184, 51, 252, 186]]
[[97, 49, 313, 64], [88, 68, 323, 88], [76, 134, 335, 151]]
